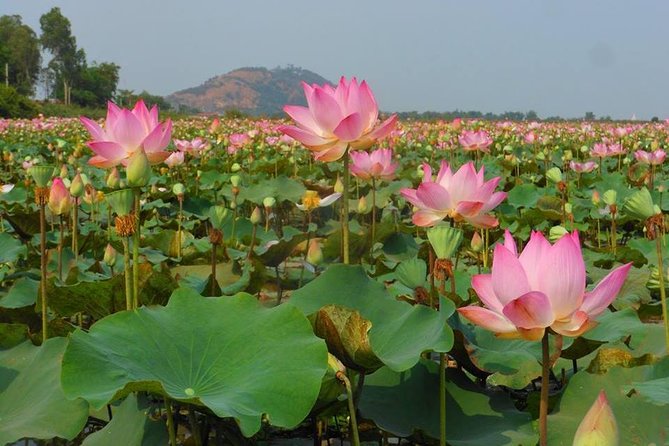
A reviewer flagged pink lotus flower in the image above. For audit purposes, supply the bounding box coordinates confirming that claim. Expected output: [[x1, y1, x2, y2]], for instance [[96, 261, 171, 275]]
[[459, 130, 493, 152], [400, 161, 506, 228], [349, 148, 398, 181], [458, 231, 631, 341], [569, 161, 598, 173], [48, 177, 72, 215], [80, 100, 172, 168], [278, 77, 397, 162], [524, 132, 536, 144], [634, 149, 666, 165], [607, 143, 625, 156], [164, 151, 185, 168], [590, 143, 610, 158]]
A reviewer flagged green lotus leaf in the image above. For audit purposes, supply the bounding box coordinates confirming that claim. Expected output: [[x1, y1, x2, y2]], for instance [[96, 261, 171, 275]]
[[0, 232, 26, 264], [359, 359, 537, 445], [0, 338, 89, 445], [0, 277, 38, 309], [548, 358, 669, 445], [61, 288, 328, 436], [289, 264, 454, 372], [81, 394, 168, 446]]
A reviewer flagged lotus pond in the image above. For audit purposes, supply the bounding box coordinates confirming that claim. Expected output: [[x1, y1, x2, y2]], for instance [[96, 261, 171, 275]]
[[1, 85, 669, 446]]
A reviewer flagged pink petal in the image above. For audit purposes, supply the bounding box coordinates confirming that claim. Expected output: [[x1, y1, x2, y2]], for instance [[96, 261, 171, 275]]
[[80, 117, 105, 140], [309, 86, 343, 133], [412, 210, 446, 227], [415, 183, 452, 210], [502, 291, 555, 329], [87, 141, 126, 163], [399, 188, 423, 207], [435, 160, 452, 187], [479, 191, 507, 212], [551, 310, 592, 337], [110, 109, 146, 152], [491, 244, 531, 305], [278, 125, 332, 148], [356, 80, 379, 130], [313, 141, 348, 162], [465, 214, 499, 228], [518, 231, 552, 289], [454, 200, 484, 217], [580, 263, 632, 317], [503, 230, 518, 256], [284, 105, 322, 136], [457, 306, 518, 335], [142, 120, 172, 154], [421, 163, 433, 183], [536, 232, 586, 319], [368, 114, 397, 141], [472, 274, 503, 312], [448, 162, 478, 203], [333, 112, 365, 141], [88, 155, 120, 169]]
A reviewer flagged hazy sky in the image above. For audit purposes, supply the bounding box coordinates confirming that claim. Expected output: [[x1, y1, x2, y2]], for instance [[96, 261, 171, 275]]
[[2, 0, 668, 119]]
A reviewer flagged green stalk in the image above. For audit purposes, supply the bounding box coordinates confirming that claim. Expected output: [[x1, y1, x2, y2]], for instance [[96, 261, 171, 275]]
[[177, 197, 183, 259], [133, 191, 140, 309], [39, 200, 48, 343], [165, 398, 177, 446], [655, 232, 669, 354], [337, 371, 360, 446], [58, 215, 64, 282], [72, 198, 78, 263], [371, 177, 377, 249], [342, 147, 350, 264], [122, 237, 132, 311], [539, 331, 550, 446], [440, 352, 447, 446]]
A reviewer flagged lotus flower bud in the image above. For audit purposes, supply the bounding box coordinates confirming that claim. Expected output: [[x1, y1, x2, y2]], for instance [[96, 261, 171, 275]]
[[208, 205, 228, 229], [29, 165, 55, 187], [565, 202, 573, 215], [70, 172, 85, 198], [563, 150, 573, 161], [48, 177, 72, 215], [427, 224, 463, 259], [106, 189, 135, 216], [623, 187, 656, 220], [306, 239, 323, 266], [230, 175, 241, 188], [470, 232, 484, 253], [263, 196, 276, 208], [546, 167, 563, 184], [127, 149, 151, 187], [250, 206, 262, 225], [549, 225, 569, 243], [357, 195, 368, 214], [651, 140, 660, 151], [103, 243, 117, 268], [334, 177, 344, 194], [106, 167, 120, 189], [59, 165, 69, 178], [231, 163, 241, 172], [230, 200, 237, 210], [573, 391, 618, 446], [172, 183, 186, 197], [602, 190, 617, 206]]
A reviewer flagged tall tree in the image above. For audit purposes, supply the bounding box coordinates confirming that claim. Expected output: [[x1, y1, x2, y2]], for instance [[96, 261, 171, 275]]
[[0, 15, 41, 96], [73, 62, 120, 107], [39, 7, 84, 105]]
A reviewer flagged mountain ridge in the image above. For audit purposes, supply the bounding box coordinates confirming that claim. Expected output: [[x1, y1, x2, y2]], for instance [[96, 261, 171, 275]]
[[167, 66, 331, 116]]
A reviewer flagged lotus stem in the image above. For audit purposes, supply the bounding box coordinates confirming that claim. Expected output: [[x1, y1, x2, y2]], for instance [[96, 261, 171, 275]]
[[539, 330, 550, 446], [72, 198, 78, 263], [337, 371, 360, 446], [247, 223, 257, 262], [342, 147, 350, 264], [655, 232, 669, 354], [211, 241, 218, 297], [122, 237, 132, 311], [165, 399, 177, 446], [440, 352, 447, 446], [298, 213, 311, 288], [133, 190, 141, 309], [177, 197, 183, 259], [58, 215, 64, 282], [38, 195, 48, 343], [188, 406, 202, 446], [371, 177, 377, 250]]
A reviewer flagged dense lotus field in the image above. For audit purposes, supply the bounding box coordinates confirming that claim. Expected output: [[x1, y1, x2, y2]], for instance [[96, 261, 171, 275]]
[[1, 82, 669, 445]]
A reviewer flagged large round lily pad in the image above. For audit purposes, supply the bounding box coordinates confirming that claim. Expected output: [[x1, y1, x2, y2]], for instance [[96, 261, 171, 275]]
[[359, 359, 537, 445], [289, 264, 454, 372], [61, 288, 328, 436], [0, 338, 89, 445]]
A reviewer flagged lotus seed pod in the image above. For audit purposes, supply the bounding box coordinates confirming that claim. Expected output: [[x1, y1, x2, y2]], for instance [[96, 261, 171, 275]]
[[546, 167, 563, 184], [427, 224, 463, 260], [172, 183, 186, 197], [70, 172, 85, 198], [231, 163, 241, 172], [602, 190, 617, 206], [106, 189, 135, 216], [263, 196, 276, 208], [29, 165, 56, 187], [106, 167, 121, 189], [230, 175, 241, 188]]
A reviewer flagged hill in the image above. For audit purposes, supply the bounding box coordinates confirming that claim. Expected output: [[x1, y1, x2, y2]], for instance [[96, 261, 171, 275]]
[[166, 66, 331, 116]]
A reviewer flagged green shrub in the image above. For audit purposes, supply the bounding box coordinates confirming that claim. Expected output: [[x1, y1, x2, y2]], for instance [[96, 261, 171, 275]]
[[0, 84, 39, 118]]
